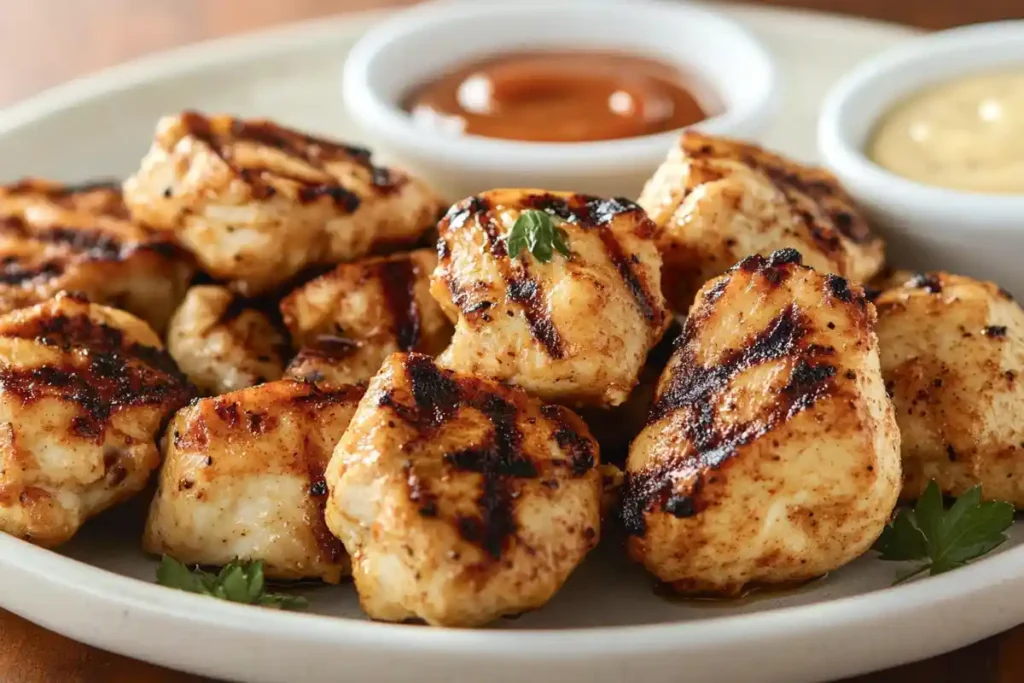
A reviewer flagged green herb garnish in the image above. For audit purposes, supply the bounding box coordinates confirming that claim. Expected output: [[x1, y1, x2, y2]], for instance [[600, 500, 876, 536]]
[[872, 481, 1014, 584], [505, 210, 571, 263], [156, 556, 308, 609]]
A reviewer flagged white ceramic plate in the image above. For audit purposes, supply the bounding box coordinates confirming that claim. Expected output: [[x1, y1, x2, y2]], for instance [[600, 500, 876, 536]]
[[0, 6, 1019, 683]]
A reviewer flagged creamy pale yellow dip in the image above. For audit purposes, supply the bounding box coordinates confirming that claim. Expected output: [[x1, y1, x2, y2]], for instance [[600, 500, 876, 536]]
[[867, 70, 1024, 194]]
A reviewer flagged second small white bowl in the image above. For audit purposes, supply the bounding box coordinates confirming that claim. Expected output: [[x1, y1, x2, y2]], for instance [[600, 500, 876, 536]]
[[818, 21, 1024, 294], [342, 0, 776, 200]]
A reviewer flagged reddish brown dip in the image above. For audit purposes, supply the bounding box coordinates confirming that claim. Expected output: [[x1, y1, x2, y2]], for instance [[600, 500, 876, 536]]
[[404, 51, 718, 143]]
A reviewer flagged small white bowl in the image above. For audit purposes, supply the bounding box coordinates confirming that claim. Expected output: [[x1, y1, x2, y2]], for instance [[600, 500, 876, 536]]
[[818, 21, 1024, 294], [342, 0, 776, 200]]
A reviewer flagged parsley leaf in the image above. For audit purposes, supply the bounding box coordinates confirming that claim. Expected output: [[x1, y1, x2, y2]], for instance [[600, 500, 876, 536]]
[[873, 507, 927, 561], [872, 481, 1014, 584], [505, 210, 571, 263], [156, 556, 308, 610]]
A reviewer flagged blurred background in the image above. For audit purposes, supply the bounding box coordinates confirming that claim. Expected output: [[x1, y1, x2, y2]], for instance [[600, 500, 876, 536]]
[[0, 0, 1020, 107]]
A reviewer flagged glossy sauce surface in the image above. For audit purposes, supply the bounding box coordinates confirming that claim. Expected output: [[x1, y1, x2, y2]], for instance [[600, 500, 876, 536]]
[[405, 51, 717, 143], [868, 70, 1024, 194]]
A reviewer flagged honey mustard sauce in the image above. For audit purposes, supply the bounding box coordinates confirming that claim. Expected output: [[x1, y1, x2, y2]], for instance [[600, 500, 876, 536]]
[[868, 70, 1024, 194]]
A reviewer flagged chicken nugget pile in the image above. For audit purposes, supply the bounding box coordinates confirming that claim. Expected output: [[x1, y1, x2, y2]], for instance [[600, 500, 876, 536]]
[[1, 112, 1020, 625]]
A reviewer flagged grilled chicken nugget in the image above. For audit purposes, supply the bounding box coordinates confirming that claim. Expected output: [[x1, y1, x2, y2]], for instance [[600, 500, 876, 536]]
[[638, 132, 884, 313], [0, 178, 193, 332], [124, 112, 444, 294], [0, 293, 191, 547], [431, 190, 669, 408], [624, 250, 900, 596]]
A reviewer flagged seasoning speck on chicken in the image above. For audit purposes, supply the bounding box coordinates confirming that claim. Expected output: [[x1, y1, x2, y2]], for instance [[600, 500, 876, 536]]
[[0, 293, 192, 547], [431, 189, 669, 408], [875, 272, 1024, 506], [637, 132, 885, 314], [145, 379, 364, 583], [167, 285, 286, 396], [623, 250, 900, 596], [324, 352, 601, 626], [0, 178, 194, 333], [280, 249, 451, 387], [123, 112, 444, 295]]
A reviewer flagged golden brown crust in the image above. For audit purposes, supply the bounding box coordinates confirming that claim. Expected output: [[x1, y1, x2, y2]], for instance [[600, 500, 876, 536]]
[[167, 285, 287, 395], [875, 271, 1024, 504], [637, 132, 885, 313], [123, 112, 444, 294], [623, 250, 900, 595], [0, 294, 191, 431], [145, 379, 364, 582], [0, 294, 192, 547], [0, 178, 194, 332], [432, 189, 669, 407], [325, 352, 602, 626], [280, 249, 451, 386]]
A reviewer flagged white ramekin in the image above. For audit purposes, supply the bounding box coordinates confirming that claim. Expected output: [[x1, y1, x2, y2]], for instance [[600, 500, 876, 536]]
[[818, 21, 1024, 295], [342, 0, 777, 200]]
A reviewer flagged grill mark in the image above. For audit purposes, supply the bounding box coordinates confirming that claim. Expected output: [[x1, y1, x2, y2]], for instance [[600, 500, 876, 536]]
[[444, 394, 535, 559], [301, 434, 347, 566], [596, 226, 661, 326], [406, 353, 462, 426], [704, 277, 730, 305], [5, 178, 123, 200], [683, 135, 875, 245], [296, 335, 361, 361], [294, 185, 360, 211], [377, 256, 421, 351], [171, 382, 363, 570], [287, 380, 365, 411], [442, 196, 567, 357], [650, 305, 810, 421], [506, 192, 662, 332], [0, 217, 125, 261], [520, 193, 643, 227], [540, 405, 595, 477], [3, 312, 184, 378], [57, 179, 123, 195], [387, 354, 581, 559], [444, 192, 655, 356], [0, 196, 183, 274], [180, 111, 373, 212], [624, 304, 837, 535], [0, 351, 191, 443], [825, 273, 854, 303], [226, 117, 371, 166], [476, 207, 507, 257], [444, 195, 492, 231], [506, 264, 565, 358], [747, 152, 873, 246], [405, 461, 438, 517], [0, 258, 64, 285], [246, 410, 276, 435]]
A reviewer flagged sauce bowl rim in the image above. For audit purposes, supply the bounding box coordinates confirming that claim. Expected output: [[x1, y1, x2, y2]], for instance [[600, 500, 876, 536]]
[[818, 20, 1024, 219], [341, 0, 778, 173]]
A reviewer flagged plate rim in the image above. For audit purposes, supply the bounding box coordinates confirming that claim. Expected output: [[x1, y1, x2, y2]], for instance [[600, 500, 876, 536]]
[[0, 1, 1002, 677], [0, 2, 918, 136], [4, 520, 1024, 654]]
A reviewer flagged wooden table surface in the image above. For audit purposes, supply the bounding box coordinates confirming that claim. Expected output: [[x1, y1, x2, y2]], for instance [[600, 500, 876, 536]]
[[1, 0, 1023, 681]]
